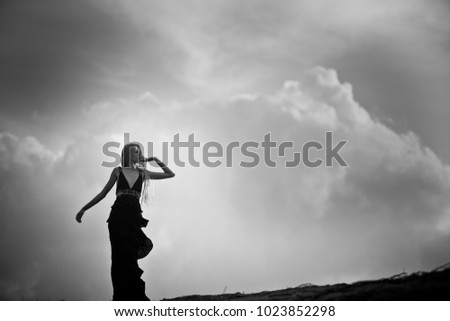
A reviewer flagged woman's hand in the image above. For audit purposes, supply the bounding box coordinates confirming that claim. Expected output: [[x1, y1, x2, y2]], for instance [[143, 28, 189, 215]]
[[76, 209, 85, 223]]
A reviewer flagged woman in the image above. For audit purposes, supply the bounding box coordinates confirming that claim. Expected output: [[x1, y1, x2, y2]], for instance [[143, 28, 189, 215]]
[[75, 142, 175, 300]]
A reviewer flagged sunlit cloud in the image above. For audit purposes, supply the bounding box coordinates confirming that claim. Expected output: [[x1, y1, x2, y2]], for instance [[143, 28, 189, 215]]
[[1, 64, 449, 300]]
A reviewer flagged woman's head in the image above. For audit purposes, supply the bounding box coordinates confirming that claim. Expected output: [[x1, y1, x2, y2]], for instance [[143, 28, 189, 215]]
[[121, 142, 145, 168], [120, 142, 153, 204]]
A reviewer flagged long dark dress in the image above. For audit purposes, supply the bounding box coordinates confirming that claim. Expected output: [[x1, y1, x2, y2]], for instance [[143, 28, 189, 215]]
[[107, 167, 152, 301]]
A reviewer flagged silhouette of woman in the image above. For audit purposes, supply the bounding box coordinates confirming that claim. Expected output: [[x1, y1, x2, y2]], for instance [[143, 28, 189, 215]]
[[75, 142, 175, 300]]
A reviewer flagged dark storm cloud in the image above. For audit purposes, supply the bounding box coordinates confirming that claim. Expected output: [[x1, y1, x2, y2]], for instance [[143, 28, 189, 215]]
[[0, 0, 126, 114], [0, 0, 181, 117], [0, 132, 110, 299]]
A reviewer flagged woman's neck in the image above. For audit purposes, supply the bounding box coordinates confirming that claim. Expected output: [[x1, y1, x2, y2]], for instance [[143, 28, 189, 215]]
[[124, 163, 140, 170]]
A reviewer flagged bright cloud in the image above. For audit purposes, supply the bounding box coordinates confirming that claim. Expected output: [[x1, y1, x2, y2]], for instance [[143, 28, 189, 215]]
[[1, 66, 449, 300]]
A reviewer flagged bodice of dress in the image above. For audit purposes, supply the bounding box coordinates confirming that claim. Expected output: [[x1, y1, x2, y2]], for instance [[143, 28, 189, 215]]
[[108, 166, 148, 227], [116, 167, 143, 199]]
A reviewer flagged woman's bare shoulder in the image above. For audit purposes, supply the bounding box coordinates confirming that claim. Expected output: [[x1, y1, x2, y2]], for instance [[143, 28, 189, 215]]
[[111, 166, 121, 179]]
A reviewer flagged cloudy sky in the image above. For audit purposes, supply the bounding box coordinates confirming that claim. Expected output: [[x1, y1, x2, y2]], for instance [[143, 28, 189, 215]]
[[1, 0, 449, 300]]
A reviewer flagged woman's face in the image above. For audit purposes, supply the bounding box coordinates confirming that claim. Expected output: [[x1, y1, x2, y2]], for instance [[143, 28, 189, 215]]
[[130, 146, 141, 164]]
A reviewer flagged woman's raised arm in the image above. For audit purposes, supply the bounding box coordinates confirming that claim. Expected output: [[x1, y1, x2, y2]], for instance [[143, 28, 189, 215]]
[[144, 157, 175, 180]]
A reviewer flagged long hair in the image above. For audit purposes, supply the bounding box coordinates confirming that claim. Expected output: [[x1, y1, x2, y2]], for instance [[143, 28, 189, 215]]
[[121, 142, 153, 204]]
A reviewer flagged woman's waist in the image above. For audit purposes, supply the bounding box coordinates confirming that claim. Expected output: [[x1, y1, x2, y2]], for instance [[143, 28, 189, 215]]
[[111, 194, 142, 211], [116, 189, 141, 199]]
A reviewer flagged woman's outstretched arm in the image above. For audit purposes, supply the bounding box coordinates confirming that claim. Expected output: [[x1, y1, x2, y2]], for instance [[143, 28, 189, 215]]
[[145, 157, 175, 180], [76, 167, 119, 223]]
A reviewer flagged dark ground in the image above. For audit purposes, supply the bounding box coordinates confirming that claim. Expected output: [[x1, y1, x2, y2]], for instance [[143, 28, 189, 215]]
[[164, 263, 450, 301]]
